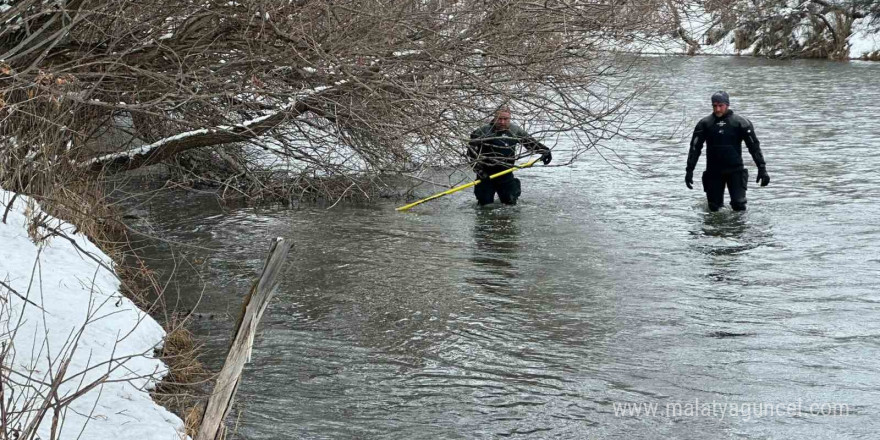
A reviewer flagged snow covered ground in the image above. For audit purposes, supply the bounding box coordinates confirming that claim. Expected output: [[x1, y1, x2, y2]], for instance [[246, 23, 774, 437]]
[[637, 10, 880, 59], [0, 189, 185, 439], [850, 19, 880, 58]]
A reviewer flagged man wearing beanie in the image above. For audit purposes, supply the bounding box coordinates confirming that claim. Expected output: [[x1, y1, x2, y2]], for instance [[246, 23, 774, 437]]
[[685, 91, 770, 211], [468, 105, 552, 205]]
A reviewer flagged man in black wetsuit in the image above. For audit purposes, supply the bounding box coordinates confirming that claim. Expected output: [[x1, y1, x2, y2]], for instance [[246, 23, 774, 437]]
[[685, 91, 770, 211], [467, 106, 551, 205]]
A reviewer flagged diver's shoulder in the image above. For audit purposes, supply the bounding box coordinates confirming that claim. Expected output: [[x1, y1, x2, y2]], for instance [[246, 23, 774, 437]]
[[697, 114, 714, 126], [471, 123, 494, 136], [729, 111, 754, 127]]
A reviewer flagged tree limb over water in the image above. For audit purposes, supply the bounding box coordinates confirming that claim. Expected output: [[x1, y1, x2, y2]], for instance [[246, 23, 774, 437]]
[[1, 0, 679, 201]]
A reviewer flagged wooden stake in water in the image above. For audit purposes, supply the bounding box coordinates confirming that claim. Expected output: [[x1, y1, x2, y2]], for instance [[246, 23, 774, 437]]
[[196, 237, 292, 440]]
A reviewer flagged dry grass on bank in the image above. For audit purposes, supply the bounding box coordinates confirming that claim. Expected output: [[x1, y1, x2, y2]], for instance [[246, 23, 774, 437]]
[[149, 312, 211, 439], [108, 221, 212, 439]]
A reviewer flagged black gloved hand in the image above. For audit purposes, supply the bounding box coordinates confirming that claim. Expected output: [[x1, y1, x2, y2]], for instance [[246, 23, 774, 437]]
[[685, 170, 694, 189], [475, 167, 490, 182], [756, 167, 770, 187], [540, 149, 552, 165]]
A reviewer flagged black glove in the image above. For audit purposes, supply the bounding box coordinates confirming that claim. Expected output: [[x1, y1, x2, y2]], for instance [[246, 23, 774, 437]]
[[475, 167, 490, 182], [685, 170, 694, 189], [756, 167, 770, 187], [540, 149, 552, 165]]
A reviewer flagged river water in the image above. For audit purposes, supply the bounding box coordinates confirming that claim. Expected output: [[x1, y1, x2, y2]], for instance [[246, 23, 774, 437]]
[[132, 56, 880, 439]]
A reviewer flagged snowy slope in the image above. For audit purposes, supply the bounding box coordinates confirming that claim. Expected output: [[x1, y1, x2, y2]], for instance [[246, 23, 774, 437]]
[[851, 19, 880, 58], [0, 189, 185, 439], [659, 6, 880, 59]]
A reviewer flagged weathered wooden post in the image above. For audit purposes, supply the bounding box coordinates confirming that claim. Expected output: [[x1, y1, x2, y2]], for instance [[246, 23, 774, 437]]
[[195, 237, 292, 440]]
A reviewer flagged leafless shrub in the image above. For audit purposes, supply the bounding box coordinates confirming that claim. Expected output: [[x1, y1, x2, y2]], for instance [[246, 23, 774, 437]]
[[2, 0, 679, 203]]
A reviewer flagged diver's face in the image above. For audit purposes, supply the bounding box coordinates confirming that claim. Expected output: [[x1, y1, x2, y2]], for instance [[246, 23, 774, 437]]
[[494, 111, 511, 130]]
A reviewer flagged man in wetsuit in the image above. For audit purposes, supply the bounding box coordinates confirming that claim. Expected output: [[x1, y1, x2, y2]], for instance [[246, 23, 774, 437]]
[[685, 91, 770, 211], [467, 106, 552, 205]]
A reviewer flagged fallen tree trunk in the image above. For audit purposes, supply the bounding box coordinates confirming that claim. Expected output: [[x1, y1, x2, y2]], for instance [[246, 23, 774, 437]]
[[86, 102, 310, 175]]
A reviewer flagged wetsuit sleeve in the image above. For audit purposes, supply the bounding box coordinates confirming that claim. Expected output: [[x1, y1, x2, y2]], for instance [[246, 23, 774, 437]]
[[522, 136, 548, 154], [468, 128, 485, 171], [741, 119, 766, 168], [686, 120, 705, 172], [512, 125, 548, 153], [468, 128, 482, 159]]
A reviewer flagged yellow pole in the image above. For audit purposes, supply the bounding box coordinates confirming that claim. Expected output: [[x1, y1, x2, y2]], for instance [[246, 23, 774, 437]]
[[396, 157, 542, 212]]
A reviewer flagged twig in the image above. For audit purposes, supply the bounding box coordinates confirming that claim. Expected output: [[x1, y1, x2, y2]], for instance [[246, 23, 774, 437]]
[[0, 279, 44, 311], [2, 193, 17, 224]]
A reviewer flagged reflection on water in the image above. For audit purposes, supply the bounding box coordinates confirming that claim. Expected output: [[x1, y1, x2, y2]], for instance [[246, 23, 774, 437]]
[[692, 209, 774, 252], [691, 210, 775, 287], [470, 206, 521, 284], [128, 56, 880, 439], [701, 210, 748, 240]]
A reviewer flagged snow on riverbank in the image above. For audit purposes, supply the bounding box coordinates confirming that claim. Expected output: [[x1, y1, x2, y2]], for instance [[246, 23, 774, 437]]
[[0, 189, 185, 439], [642, 9, 880, 59], [851, 19, 880, 58]]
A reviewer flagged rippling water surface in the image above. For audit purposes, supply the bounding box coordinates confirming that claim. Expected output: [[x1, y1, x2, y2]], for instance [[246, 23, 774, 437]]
[[133, 57, 880, 439]]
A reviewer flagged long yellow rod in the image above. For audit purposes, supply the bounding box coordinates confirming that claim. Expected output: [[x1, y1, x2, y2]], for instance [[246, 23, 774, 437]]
[[396, 157, 542, 212]]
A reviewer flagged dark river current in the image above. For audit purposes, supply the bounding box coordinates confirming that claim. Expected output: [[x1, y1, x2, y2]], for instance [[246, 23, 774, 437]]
[[129, 56, 880, 439]]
